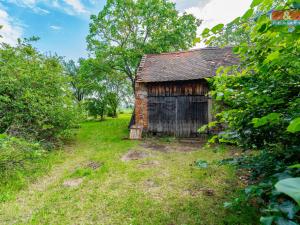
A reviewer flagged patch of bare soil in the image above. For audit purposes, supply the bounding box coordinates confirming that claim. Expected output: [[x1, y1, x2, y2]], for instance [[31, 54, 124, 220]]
[[183, 185, 215, 197], [121, 150, 149, 161], [63, 178, 83, 187], [140, 143, 169, 152], [138, 160, 160, 169], [144, 179, 159, 188], [140, 141, 202, 153], [85, 161, 102, 170], [172, 143, 201, 152]]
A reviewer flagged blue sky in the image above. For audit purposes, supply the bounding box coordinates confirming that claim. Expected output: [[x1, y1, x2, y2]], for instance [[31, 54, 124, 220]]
[[0, 0, 106, 60], [0, 0, 251, 61]]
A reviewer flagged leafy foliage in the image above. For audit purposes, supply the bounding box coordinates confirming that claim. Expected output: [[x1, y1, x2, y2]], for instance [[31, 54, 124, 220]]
[[77, 58, 132, 120], [0, 40, 79, 145], [87, 0, 200, 88], [63, 59, 90, 102], [0, 134, 50, 202], [201, 0, 300, 223], [0, 134, 44, 174]]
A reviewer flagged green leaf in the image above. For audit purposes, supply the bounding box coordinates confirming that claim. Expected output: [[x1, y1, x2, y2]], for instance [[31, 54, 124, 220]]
[[211, 24, 224, 34], [0, 133, 8, 139], [233, 46, 240, 54], [289, 164, 300, 169], [258, 23, 268, 33], [287, 118, 300, 133], [264, 51, 280, 64], [198, 124, 208, 133], [251, 0, 263, 8], [195, 160, 208, 168], [260, 216, 274, 225], [275, 178, 300, 205], [242, 9, 254, 20], [202, 28, 210, 37], [252, 113, 281, 128], [193, 37, 201, 45]]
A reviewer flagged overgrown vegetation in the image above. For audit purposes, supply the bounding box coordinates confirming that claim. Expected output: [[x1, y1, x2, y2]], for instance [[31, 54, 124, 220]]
[[0, 134, 64, 202], [201, 0, 300, 224], [63, 58, 132, 120], [1, 0, 299, 224], [0, 39, 79, 146], [0, 38, 78, 200]]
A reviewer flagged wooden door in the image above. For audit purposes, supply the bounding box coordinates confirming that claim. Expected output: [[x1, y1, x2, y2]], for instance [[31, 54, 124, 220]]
[[148, 96, 208, 137], [148, 97, 176, 135]]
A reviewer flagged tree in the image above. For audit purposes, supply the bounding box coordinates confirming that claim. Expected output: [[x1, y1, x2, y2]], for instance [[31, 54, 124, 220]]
[[76, 56, 132, 118], [87, 0, 200, 90], [206, 20, 252, 47], [106, 92, 119, 118], [63, 60, 84, 102], [85, 85, 108, 120]]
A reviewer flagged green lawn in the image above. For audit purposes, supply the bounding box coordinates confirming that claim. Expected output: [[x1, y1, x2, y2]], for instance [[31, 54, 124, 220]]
[[0, 114, 258, 224]]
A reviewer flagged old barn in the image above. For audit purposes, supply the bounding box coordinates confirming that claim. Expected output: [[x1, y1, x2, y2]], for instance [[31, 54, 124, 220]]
[[131, 47, 238, 138]]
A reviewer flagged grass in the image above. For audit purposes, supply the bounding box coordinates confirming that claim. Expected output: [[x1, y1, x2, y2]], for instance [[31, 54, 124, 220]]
[[0, 114, 258, 224]]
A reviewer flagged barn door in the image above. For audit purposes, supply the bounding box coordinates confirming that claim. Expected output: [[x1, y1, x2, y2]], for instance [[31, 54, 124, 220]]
[[176, 96, 208, 137], [148, 97, 176, 135], [148, 96, 208, 137]]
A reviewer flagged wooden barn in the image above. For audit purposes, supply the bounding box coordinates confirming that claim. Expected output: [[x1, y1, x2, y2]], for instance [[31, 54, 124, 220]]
[[131, 47, 238, 138]]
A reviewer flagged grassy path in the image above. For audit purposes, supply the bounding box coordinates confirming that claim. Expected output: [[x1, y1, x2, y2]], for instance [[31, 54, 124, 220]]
[[0, 114, 257, 225]]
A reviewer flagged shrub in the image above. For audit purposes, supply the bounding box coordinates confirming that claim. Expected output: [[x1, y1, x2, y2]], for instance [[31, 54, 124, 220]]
[[0, 134, 51, 201], [0, 40, 79, 145], [200, 0, 300, 224]]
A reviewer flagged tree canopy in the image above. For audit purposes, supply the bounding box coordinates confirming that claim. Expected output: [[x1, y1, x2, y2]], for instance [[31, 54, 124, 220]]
[[87, 0, 200, 89]]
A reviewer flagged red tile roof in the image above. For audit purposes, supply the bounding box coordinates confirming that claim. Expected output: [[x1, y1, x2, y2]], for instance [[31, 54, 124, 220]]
[[136, 47, 239, 83]]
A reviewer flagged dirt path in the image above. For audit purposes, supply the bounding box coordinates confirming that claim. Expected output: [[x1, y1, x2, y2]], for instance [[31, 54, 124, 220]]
[[0, 116, 256, 225]]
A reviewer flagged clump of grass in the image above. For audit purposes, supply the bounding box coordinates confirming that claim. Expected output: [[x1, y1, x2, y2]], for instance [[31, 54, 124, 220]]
[[69, 168, 93, 178]]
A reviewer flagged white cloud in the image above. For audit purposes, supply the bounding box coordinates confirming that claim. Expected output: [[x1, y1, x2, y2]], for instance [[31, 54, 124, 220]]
[[4, 0, 89, 16], [63, 0, 87, 14], [5, 0, 49, 14], [0, 7, 23, 45], [50, 25, 62, 30], [185, 0, 252, 33], [181, 0, 252, 47]]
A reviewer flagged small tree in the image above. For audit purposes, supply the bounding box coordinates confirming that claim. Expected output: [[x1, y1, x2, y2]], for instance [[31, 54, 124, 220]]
[[106, 92, 119, 118], [85, 85, 108, 120]]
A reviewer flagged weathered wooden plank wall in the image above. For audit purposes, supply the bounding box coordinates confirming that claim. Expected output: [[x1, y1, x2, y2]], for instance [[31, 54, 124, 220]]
[[147, 80, 209, 97]]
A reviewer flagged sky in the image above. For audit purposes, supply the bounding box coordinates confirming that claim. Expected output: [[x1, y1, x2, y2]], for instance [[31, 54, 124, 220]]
[[0, 0, 252, 60]]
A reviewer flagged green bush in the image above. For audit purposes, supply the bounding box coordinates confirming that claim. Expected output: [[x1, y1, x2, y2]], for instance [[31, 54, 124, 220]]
[[0, 134, 59, 202], [0, 134, 43, 174], [0, 40, 79, 145], [201, 0, 300, 224]]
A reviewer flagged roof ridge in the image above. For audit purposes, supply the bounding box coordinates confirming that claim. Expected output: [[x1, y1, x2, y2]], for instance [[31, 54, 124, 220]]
[[145, 46, 233, 56]]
